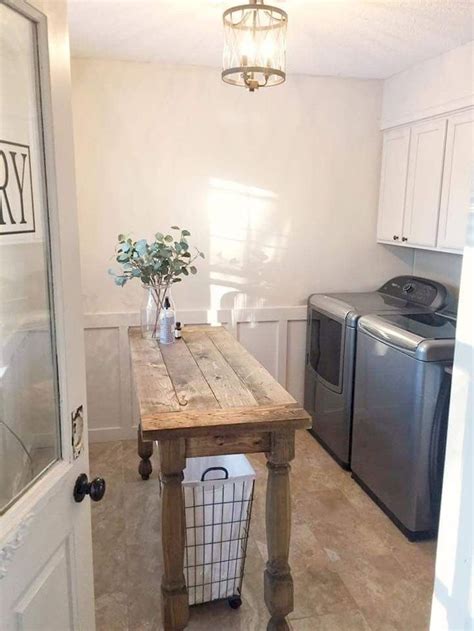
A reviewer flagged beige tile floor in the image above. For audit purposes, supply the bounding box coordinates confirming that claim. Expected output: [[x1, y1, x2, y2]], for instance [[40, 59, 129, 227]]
[[89, 432, 436, 631]]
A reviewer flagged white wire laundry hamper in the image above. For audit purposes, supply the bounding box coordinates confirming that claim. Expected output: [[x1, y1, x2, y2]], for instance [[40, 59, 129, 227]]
[[182, 454, 256, 608]]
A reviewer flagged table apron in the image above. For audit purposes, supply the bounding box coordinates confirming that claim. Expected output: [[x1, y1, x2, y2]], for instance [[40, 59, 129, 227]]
[[183, 431, 271, 458]]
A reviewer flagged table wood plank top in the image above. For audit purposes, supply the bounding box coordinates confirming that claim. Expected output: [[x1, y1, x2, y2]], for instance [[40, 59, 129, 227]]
[[129, 325, 311, 440]]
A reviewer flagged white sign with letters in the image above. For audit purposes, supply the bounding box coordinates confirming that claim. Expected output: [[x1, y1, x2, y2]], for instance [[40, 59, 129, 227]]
[[0, 5, 45, 244], [0, 140, 35, 235]]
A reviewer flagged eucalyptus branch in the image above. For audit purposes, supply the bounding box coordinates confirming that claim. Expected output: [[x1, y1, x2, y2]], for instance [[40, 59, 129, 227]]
[[109, 226, 205, 289]]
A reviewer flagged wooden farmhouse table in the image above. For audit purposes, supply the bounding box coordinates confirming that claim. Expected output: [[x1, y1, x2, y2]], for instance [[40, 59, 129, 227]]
[[129, 325, 311, 631]]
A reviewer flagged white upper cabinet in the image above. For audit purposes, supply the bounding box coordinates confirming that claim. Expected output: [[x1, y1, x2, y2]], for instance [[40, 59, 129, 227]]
[[437, 109, 474, 251], [376, 107, 472, 254], [376, 126, 411, 244], [403, 118, 447, 248]]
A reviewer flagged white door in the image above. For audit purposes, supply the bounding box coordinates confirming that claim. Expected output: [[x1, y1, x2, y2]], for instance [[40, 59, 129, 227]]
[[430, 197, 474, 629], [437, 108, 474, 252], [402, 117, 447, 248], [376, 126, 411, 245], [0, 1, 97, 629]]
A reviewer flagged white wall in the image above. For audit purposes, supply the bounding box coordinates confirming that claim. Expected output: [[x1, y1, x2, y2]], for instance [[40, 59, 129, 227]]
[[413, 250, 463, 306], [71, 58, 414, 440], [71, 58, 414, 313], [381, 41, 474, 129], [430, 198, 474, 630]]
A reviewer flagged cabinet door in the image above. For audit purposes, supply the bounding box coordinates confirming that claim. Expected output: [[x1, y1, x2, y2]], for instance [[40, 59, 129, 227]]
[[403, 118, 447, 248], [376, 127, 410, 244], [437, 109, 474, 252]]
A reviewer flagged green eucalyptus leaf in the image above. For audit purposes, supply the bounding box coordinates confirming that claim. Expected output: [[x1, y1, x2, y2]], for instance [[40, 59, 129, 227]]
[[114, 276, 127, 287], [164, 235, 173, 243], [190, 266, 197, 275], [181, 229, 191, 237], [171, 225, 180, 230], [135, 239, 148, 256]]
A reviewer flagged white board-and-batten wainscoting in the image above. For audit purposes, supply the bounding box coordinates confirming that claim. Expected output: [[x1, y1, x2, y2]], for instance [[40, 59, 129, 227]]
[[84, 306, 307, 443]]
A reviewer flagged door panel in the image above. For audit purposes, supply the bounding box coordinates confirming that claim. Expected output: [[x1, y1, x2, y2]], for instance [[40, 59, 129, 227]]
[[14, 540, 75, 631], [0, 0, 61, 511], [0, 109, 61, 508], [437, 109, 474, 252], [0, 1, 96, 629], [403, 118, 447, 248], [376, 127, 411, 243]]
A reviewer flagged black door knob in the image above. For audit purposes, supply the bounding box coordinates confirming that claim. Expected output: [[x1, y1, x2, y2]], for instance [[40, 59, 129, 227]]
[[393, 235, 399, 241], [402, 237, 408, 242], [73, 473, 106, 503]]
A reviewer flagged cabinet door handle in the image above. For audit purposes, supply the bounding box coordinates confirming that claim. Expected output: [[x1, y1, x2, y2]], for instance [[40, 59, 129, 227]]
[[393, 235, 399, 241], [402, 237, 408, 242]]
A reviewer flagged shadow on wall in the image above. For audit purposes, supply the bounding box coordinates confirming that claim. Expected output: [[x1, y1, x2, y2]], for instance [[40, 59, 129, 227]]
[[206, 176, 290, 321]]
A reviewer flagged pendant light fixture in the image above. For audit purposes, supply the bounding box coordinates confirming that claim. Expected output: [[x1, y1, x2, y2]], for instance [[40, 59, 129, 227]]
[[222, 0, 288, 92]]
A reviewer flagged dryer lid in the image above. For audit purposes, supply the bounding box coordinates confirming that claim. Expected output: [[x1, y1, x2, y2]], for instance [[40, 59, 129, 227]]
[[308, 292, 404, 324]]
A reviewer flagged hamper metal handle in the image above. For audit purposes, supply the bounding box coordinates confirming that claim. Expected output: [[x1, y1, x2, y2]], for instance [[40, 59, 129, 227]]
[[201, 466, 229, 481]]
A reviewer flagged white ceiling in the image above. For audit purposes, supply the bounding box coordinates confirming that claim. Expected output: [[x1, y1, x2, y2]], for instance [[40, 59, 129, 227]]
[[68, 0, 473, 80]]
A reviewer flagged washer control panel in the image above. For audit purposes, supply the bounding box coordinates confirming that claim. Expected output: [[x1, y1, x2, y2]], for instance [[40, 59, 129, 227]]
[[378, 276, 448, 310]]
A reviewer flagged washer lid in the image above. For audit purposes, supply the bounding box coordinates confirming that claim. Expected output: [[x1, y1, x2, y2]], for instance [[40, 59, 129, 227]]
[[358, 313, 456, 361]]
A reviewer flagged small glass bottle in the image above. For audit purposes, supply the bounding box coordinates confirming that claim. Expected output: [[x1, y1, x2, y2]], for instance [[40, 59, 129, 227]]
[[159, 297, 175, 344]]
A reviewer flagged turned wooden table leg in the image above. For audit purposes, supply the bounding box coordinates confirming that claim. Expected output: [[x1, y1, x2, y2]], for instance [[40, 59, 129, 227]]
[[160, 439, 189, 631], [138, 424, 153, 480], [265, 430, 295, 631]]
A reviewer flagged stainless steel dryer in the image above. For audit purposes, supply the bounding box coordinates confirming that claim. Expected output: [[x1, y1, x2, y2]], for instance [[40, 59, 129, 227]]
[[304, 277, 450, 469], [351, 311, 456, 540]]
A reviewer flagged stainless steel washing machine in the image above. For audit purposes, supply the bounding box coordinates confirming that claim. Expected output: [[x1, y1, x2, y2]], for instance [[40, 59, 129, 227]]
[[304, 277, 450, 469], [351, 311, 456, 540]]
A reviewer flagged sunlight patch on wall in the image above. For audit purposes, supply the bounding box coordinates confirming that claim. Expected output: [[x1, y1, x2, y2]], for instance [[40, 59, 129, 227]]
[[207, 177, 290, 314]]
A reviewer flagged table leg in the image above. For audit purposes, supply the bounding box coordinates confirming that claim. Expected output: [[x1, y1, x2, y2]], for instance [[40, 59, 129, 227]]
[[160, 439, 189, 631], [138, 424, 153, 480], [265, 430, 295, 631]]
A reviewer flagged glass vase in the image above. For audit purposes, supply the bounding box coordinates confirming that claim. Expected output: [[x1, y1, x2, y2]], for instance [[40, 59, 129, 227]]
[[140, 285, 174, 339]]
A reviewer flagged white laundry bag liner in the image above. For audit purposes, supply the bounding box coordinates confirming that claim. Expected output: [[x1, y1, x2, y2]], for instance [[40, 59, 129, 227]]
[[182, 454, 256, 606]]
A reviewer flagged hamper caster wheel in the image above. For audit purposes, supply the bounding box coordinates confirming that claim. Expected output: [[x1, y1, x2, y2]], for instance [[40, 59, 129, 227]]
[[228, 596, 242, 609]]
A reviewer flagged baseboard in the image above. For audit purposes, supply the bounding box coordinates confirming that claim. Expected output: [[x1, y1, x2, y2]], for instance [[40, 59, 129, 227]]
[[88, 426, 138, 443]]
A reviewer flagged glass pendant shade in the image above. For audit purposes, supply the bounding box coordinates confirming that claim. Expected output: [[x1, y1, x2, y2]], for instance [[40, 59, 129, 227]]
[[222, 0, 287, 91]]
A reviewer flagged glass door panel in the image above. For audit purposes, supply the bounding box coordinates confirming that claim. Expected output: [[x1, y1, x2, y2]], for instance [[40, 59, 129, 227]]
[[0, 3, 60, 513]]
